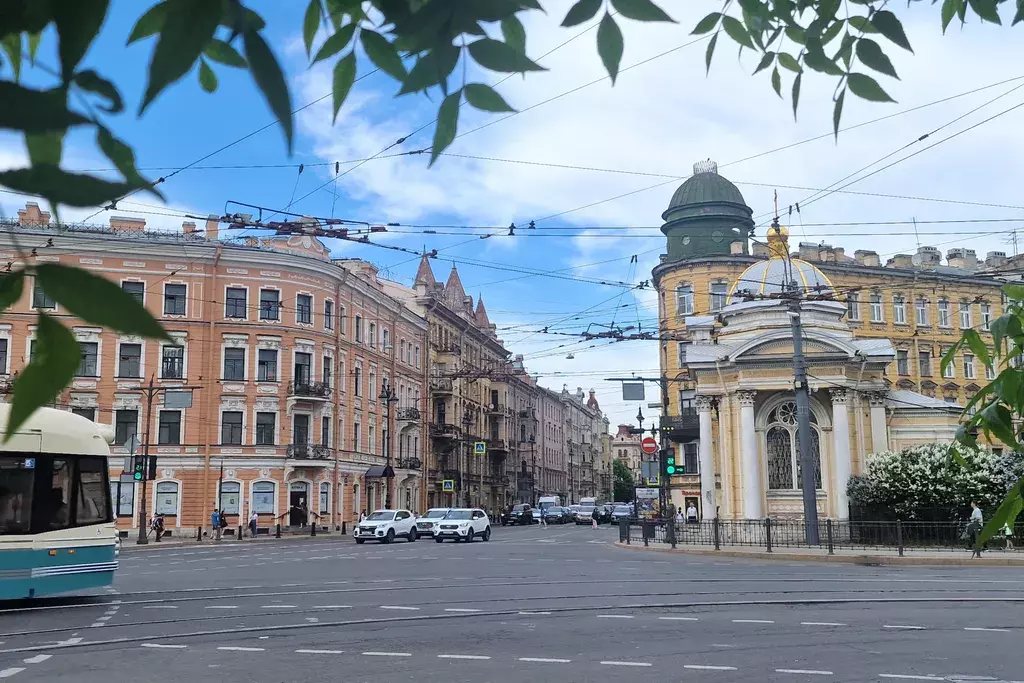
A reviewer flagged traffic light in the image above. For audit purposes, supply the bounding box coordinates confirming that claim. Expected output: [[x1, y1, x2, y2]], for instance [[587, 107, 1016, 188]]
[[660, 447, 681, 479], [148, 456, 158, 480], [132, 455, 145, 481]]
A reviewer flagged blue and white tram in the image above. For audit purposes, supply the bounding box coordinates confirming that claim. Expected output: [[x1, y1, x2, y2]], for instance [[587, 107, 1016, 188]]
[[0, 405, 118, 599]]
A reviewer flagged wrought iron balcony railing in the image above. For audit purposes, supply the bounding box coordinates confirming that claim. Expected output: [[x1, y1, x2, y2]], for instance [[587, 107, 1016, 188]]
[[287, 381, 332, 399], [286, 443, 334, 460]]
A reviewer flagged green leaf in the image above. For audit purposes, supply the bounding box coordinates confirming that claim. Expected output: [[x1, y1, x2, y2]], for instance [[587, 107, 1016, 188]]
[[72, 70, 124, 113], [803, 49, 844, 76], [941, 0, 963, 31], [1, 34, 21, 82], [311, 22, 356, 65], [821, 19, 845, 45], [722, 16, 754, 49], [976, 475, 1024, 548], [855, 38, 899, 79], [27, 32, 41, 64], [203, 39, 247, 68], [785, 25, 806, 45], [360, 30, 407, 81], [770, 65, 781, 97], [303, 0, 321, 58], [692, 12, 722, 35], [978, 402, 1019, 449], [140, 0, 221, 113], [397, 44, 459, 95], [468, 38, 546, 73], [96, 126, 145, 185], [35, 263, 171, 340], [0, 165, 156, 207], [596, 12, 624, 83], [562, 0, 603, 27], [54, 0, 109, 80], [430, 89, 462, 167], [243, 28, 294, 153], [847, 72, 896, 102], [778, 52, 801, 72], [198, 58, 217, 93], [128, 2, 166, 44], [331, 51, 356, 123], [968, 0, 1002, 24], [847, 15, 879, 33], [464, 83, 515, 112], [0, 84, 89, 134], [609, 0, 675, 22], [26, 131, 64, 166], [1003, 283, 1024, 301], [940, 339, 963, 376], [752, 51, 774, 74], [705, 31, 719, 73], [958, 0, 969, 24], [6, 313, 81, 440], [791, 71, 802, 120], [963, 329, 992, 369], [832, 88, 846, 138], [836, 32, 855, 67], [1013, 0, 1024, 25], [870, 9, 914, 51], [0, 271, 25, 310], [501, 15, 527, 54]]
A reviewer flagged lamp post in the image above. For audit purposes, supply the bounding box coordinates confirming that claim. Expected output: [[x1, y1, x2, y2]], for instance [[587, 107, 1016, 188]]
[[528, 434, 537, 505], [378, 378, 398, 509], [462, 408, 475, 508]]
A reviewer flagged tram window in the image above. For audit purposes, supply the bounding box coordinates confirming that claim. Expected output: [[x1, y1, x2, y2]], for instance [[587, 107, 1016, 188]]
[[76, 457, 110, 525], [45, 459, 72, 530], [0, 456, 33, 534]]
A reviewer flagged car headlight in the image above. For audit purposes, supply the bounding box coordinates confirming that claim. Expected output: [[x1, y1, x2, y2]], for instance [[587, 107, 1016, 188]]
[[458, 521, 470, 527]]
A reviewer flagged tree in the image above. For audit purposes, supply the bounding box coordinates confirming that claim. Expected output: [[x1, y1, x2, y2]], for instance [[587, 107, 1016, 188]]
[[612, 457, 635, 502], [1, 0, 1019, 436]]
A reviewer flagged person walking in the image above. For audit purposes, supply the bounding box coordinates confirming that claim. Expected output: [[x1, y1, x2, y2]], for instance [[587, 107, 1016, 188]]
[[967, 501, 984, 558], [591, 506, 599, 529], [1004, 522, 1014, 551], [249, 511, 259, 539], [212, 508, 222, 541], [539, 506, 547, 527], [686, 502, 698, 524]]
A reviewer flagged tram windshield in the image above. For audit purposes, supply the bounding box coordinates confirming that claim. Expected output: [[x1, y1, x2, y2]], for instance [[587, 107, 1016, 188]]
[[0, 454, 111, 535]]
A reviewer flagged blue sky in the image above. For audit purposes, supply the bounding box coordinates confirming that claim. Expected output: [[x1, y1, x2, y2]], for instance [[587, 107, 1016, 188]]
[[2, 1, 1023, 426]]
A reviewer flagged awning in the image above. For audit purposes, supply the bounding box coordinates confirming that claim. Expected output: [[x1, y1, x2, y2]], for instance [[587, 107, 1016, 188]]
[[365, 466, 386, 478]]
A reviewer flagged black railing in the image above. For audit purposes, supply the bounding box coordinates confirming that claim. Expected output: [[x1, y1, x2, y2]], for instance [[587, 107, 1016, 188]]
[[287, 381, 332, 399], [397, 456, 422, 469], [397, 407, 421, 421], [429, 423, 460, 438], [486, 438, 509, 452], [286, 443, 334, 460], [429, 378, 453, 392], [660, 409, 699, 432]]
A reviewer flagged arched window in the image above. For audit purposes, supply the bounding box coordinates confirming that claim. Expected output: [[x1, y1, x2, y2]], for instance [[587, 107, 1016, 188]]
[[252, 481, 276, 514], [765, 401, 822, 490]]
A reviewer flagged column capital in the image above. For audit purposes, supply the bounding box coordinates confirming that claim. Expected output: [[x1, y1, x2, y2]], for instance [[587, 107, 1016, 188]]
[[829, 387, 850, 405], [736, 390, 757, 407], [695, 395, 716, 412], [868, 390, 888, 407]]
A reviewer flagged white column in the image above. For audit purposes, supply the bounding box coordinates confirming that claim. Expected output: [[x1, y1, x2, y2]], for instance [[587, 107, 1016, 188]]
[[738, 391, 761, 519], [869, 392, 889, 454], [696, 396, 716, 520], [830, 388, 852, 521]]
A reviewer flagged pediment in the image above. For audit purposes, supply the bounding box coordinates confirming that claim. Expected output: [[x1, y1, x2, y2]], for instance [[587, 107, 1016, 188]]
[[737, 338, 848, 360]]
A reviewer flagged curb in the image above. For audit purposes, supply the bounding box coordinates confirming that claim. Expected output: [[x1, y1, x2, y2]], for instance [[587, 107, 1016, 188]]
[[612, 542, 1024, 566], [119, 533, 350, 553]]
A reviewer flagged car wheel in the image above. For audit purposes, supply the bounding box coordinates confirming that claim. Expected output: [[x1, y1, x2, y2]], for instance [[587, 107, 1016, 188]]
[[383, 529, 395, 544], [482, 526, 491, 542], [435, 536, 444, 543], [409, 528, 418, 542], [465, 528, 474, 543], [355, 538, 364, 544]]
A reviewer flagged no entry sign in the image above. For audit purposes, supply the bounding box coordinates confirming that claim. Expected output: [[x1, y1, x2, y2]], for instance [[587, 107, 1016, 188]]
[[641, 436, 657, 454]]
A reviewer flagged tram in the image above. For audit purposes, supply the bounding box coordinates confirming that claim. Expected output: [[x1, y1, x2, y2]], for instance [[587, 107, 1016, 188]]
[[0, 405, 118, 599]]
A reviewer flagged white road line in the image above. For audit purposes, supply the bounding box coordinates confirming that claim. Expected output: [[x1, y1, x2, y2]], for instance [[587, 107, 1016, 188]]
[[0, 668, 26, 678], [260, 605, 297, 608], [295, 649, 345, 654], [684, 665, 739, 671], [89, 623, 105, 628], [379, 606, 419, 611], [217, 647, 265, 652], [659, 616, 699, 621], [362, 652, 412, 657], [601, 661, 652, 667], [964, 627, 1010, 632], [883, 625, 925, 630], [776, 669, 834, 675], [143, 605, 178, 610], [518, 658, 571, 663], [597, 614, 634, 619], [878, 675, 945, 681], [437, 654, 491, 660], [205, 606, 238, 610], [802, 622, 846, 626], [444, 608, 481, 613], [96, 616, 111, 621], [22, 655, 51, 664], [518, 611, 551, 615], [140, 644, 188, 649], [312, 605, 351, 609], [732, 619, 775, 624]]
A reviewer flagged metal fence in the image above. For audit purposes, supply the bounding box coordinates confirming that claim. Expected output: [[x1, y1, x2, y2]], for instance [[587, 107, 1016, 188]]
[[620, 518, 1022, 555]]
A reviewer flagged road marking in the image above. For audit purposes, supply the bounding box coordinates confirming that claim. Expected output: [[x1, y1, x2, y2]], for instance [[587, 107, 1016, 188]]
[[89, 623, 105, 628], [141, 644, 187, 649], [776, 669, 834, 675], [437, 654, 491, 660], [205, 606, 238, 610], [601, 661, 652, 667], [295, 649, 344, 654], [518, 611, 551, 615], [878, 675, 945, 681], [96, 616, 111, 621], [313, 605, 351, 609], [882, 625, 925, 630], [260, 605, 297, 608], [143, 605, 178, 610], [659, 616, 699, 621], [362, 652, 411, 657], [519, 658, 571, 663], [0, 668, 26, 678], [964, 627, 1010, 632], [597, 614, 634, 619], [802, 622, 846, 626], [684, 665, 739, 671], [732, 619, 775, 624], [22, 656, 51, 664], [217, 647, 265, 652], [379, 605, 419, 610], [444, 608, 481, 613]]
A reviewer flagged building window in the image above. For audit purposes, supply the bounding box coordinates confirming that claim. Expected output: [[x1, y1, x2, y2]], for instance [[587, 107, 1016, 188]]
[[32, 278, 55, 309], [354, 366, 362, 397], [255, 412, 276, 445], [981, 302, 992, 331], [0, 338, 6, 373], [682, 442, 699, 475], [709, 282, 728, 312], [963, 354, 975, 379], [985, 362, 995, 380], [114, 409, 138, 445], [896, 349, 909, 375], [321, 416, 330, 445], [369, 322, 377, 347], [942, 352, 955, 379], [959, 301, 972, 329], [918, 350, 932, 377], [400, 340, 406, 363], [382, 329, 390, 353], [223, 347, 245, 380], [155, 481, 178, 516], [324, 300, 334, 330], [252, 481, 276, 514], [869, 293, 883, 322], [893, 296, 906, 324], [765, 401, 822, 490], [320, 481, 330, 514], [221, 411, 243, 445], [846, 292, 860, 321], [294, 352, 312, 386], [353, 421, 361, 451], [676, 285, 693, 317], [72, 407, 96, 421], [354, 315, 363, 342], [368, 368, 376, 398], [322, 355, 332, 385], [340, 306, 347, 335], [937, 299, 950, 327], [225, 287, 247, 318], [297, 294, 312, 324], [158, 410, 181, 445], [162, 345, 184, 379], [915, 297, 928, 325], [293, 413, 310, 444], [259, 289, 281, 321], [414, 345, 420, 369], [257, 349, 277, 381], [109, 480, 134, 517], [219, 481, 240, 515], [77, 341, 98, 377], [118, 343, 141, 378], [122, 281, 144, 304], [164, 283, 186, 316]]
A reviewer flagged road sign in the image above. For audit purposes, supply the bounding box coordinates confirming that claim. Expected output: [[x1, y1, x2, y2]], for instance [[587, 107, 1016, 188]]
[[635, 487, 659, 499], [474, 441, 486, 456], [646, 475, 661, 487], [641, 461, 657, 480], [641, 436, 657, 454], [442, 479, 455, 492]]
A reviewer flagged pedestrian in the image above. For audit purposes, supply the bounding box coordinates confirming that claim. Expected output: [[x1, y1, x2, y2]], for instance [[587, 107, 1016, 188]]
[[249, 511, 259, 538], [1004, 522, 1014, 551], [539, 506, 547, 527], [686, 502, 698, 524], [212, 508, 222, 541], [967, 501, 984, 559], [676, 508, 684, 525], [591, 506, 599, 529]]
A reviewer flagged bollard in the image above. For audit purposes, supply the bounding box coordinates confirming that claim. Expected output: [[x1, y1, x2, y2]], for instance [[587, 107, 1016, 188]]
[[237, 525, 243, 541], [197, 526, 203, 542], [275, 522, 281, 538], [341, 521, 347, 535], [896, 519, 904, 557], [311, 520, 317, 537], [713, 517, 721, 550], [765, 517, 773, 553], [826, 519, 834, 554]]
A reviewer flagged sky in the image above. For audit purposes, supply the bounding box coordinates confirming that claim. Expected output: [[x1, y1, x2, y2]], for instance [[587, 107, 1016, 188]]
[[2, 1, 1023, 428]]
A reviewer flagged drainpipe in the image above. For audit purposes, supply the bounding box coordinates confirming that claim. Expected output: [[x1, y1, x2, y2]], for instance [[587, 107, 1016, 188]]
[[332, 280, 341, 529], [200, 245, 222, 532]]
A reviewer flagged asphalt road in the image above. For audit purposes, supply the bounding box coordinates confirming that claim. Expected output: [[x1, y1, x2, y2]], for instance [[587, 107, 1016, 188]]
[[2, 523, 1023, 683]]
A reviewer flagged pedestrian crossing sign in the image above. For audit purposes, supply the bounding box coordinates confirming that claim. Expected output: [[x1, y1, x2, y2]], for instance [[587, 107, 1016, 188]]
[[647, 474, 661, 486], [442, 479, 455, 492], [474, 441, 486, 455]]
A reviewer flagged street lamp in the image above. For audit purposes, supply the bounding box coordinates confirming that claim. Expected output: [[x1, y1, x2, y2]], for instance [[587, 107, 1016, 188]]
[[461, 407, 475, 508], [378, 378, 399, 509], [528, 433, 536, 505]]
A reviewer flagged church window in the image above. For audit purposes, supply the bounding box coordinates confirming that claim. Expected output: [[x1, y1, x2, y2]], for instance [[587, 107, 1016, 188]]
[[676, 285, 693, 317], [765, 401, 821, 491]]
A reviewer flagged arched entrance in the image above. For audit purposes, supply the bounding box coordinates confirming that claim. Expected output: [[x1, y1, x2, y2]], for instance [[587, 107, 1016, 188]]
[[289, 481, 310, 526]]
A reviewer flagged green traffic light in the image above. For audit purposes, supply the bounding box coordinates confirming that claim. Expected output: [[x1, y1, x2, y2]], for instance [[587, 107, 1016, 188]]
[[666, 465, 676, 474], [133, 472, 142, 481]]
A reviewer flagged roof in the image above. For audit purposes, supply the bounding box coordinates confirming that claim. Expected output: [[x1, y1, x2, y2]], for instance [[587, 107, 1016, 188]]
[[729, 257, 833, 301], [667, 171, 747, 211], [0, 405, 113, 456], [414, 255, 437, 287], [474, 296, 490, 327], [886, 389, 962, 411], [443, 265, 467, 307]]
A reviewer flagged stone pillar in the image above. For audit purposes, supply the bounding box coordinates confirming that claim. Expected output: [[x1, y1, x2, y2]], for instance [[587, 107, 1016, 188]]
[[696, 396, 716, 520], [737, 390, 761, 519], [830, 388, 852, 520], [869, 391, 888, 454]]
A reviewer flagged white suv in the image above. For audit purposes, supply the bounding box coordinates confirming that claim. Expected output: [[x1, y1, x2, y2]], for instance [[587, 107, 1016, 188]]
[[354, 509, 418, 544], [434, 508, 491, 543], [414, 508, 450, 537]]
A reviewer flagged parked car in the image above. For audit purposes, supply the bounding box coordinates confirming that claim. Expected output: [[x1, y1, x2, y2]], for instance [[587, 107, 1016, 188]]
[[505, 503, 534, 526], [414, 508, 450, 537], [354, 509, 418, 544], [434, 508, 491, 542]]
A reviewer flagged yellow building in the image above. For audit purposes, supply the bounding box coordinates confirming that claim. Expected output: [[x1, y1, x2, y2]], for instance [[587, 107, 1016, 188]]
[[654, 162, 1002, 521]]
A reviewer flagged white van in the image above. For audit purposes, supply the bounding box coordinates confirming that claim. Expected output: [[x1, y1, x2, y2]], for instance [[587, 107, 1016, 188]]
[[537, 495, 561, 511]]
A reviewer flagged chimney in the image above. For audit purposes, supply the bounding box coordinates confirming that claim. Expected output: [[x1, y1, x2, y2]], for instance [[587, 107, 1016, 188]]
[[913, 245, 941, 268], [729, 240, 743, 255], [752, 242, 770, 258], [986, 251, 1008, 268], [887, 254, 913, 269], [798, 242, 819, 261], [855, 249, 880, 267], [17, 202, 51, 227], [947, 248, 967, 269], [109, 216, 146, 233], [205, 214, 220, 241], [181, 221, 197, 237], [833, 247, 845, 262]]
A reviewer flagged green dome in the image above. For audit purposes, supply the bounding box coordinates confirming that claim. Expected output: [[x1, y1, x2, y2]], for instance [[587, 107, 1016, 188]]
[[660, 161, 754, 261], [667, 171, 747, 211]]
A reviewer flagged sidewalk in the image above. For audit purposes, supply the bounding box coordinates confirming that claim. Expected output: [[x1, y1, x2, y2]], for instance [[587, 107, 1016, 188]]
[[614, 541, 1024, 566]]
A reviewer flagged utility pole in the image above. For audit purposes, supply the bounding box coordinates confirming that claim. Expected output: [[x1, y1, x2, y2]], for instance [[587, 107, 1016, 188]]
[[379, 379, 398, 509]]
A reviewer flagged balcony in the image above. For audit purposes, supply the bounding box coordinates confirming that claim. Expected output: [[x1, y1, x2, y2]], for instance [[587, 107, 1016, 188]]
[[486, 438, 509, 454], [287, 381, 332, 401], [429, 423, 461, 440], [397, 406, 421, 423], [660, 409, 699, 438], [429, 378, 453, 394], [485, 403, 506, 415], [286, 443, 334, 462], [397, 456, 422, 470]]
